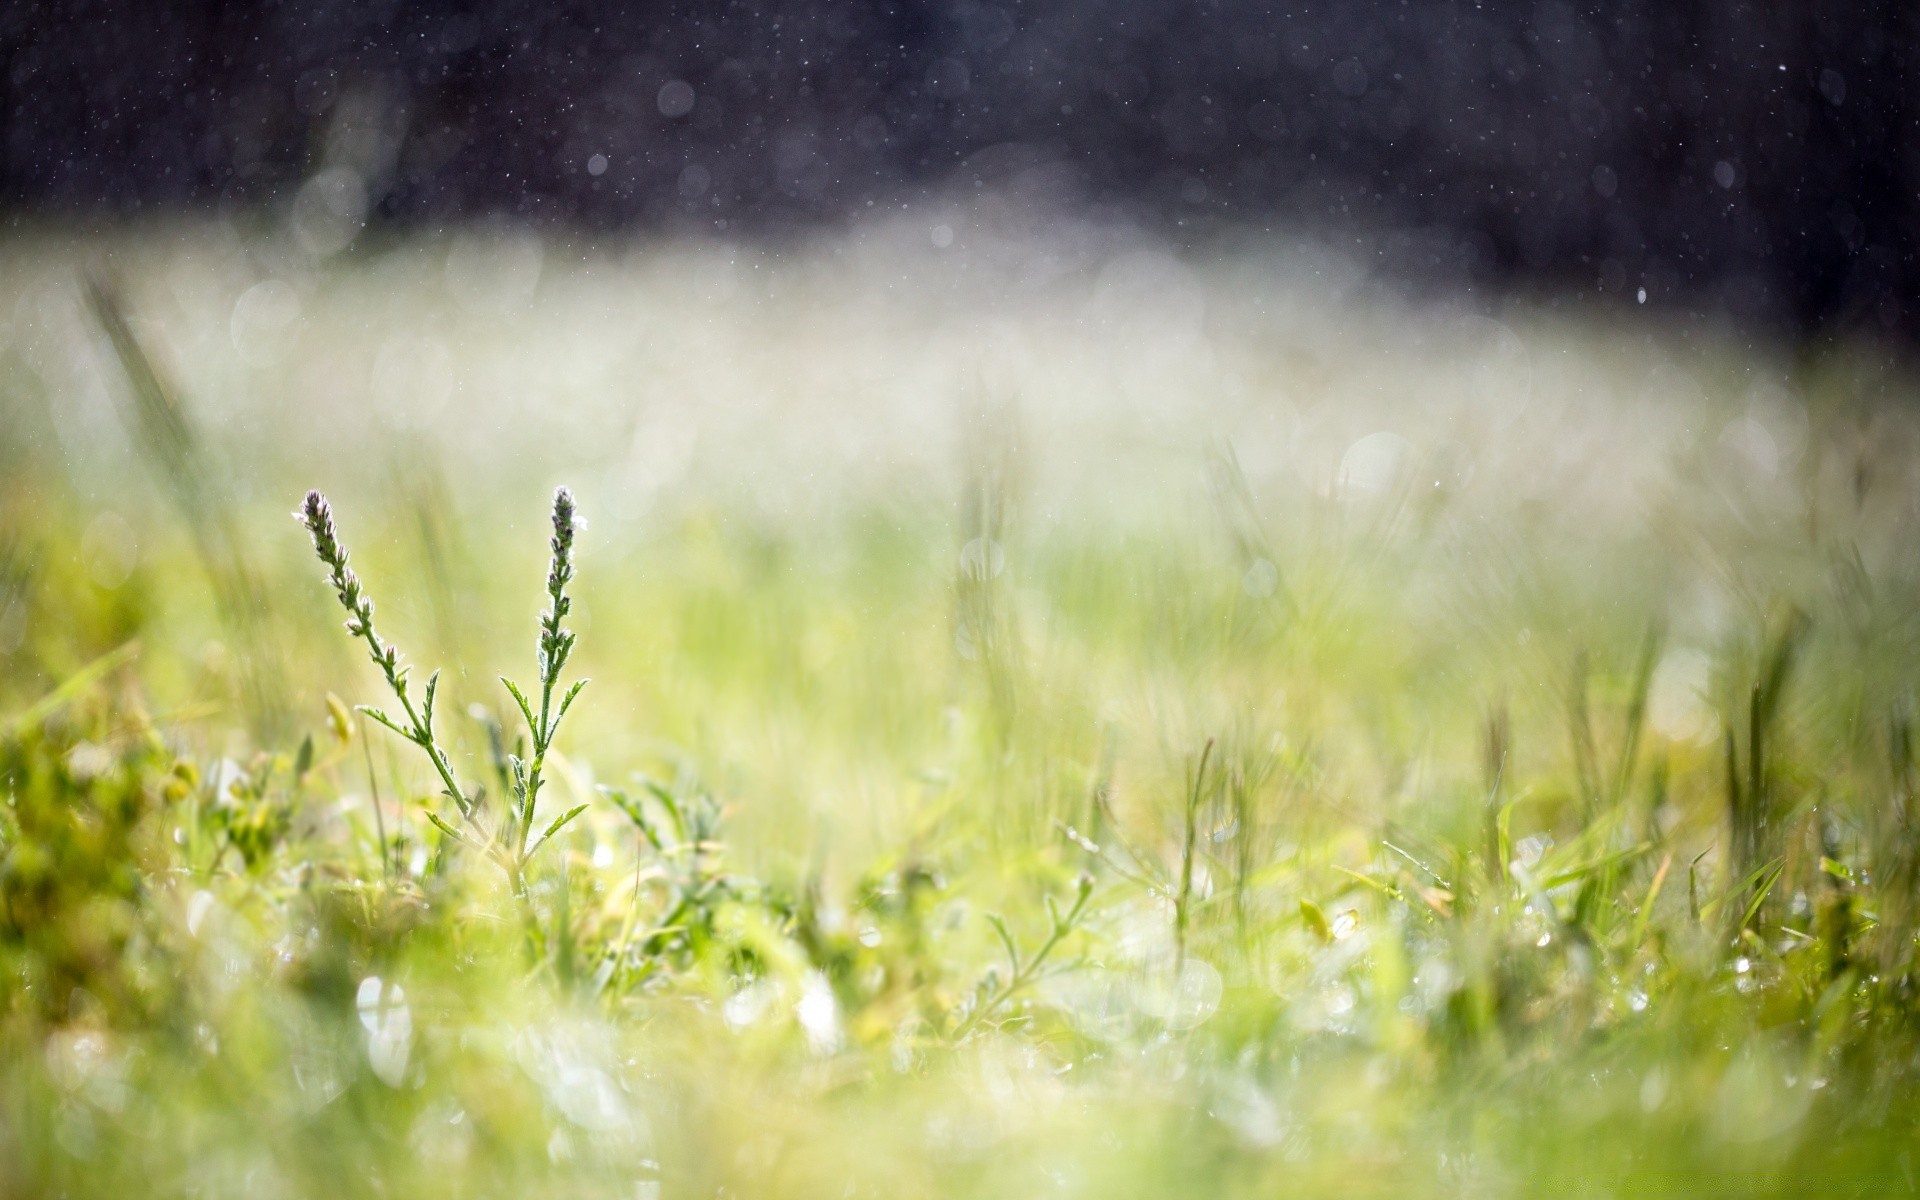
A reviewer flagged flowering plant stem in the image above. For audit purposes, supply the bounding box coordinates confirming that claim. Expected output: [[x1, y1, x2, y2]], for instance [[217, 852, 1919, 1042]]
[[298, 487, 591, 895]]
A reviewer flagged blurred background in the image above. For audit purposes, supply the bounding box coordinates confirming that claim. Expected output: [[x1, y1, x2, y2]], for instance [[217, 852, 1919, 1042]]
[[2, 0, 1914, 339], [0, 0, 1915, 815], [0, 0, 1914, 774]]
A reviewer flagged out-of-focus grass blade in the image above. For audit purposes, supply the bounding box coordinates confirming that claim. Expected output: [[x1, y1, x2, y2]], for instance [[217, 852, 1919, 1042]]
[[0, 639, 140, 740], [83, 275, 289, 739]]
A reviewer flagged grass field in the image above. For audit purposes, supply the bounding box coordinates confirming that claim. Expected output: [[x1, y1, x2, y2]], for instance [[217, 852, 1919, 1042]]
[[3, 213, 1920, 1197]]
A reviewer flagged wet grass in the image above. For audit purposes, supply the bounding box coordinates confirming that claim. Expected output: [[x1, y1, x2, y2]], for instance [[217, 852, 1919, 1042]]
[[2, 223, 1920, 1197]]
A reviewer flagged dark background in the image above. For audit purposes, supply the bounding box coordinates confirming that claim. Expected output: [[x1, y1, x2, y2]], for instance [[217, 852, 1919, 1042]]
[[2, 0, 1914, 339]]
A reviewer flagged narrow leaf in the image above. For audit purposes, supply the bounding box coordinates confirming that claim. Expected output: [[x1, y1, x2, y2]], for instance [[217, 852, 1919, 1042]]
[[1300, 897, 1334, 943], [528, 803, 591, 859], [500, 676, 537, 732], [555, 678, 588, 726], [358, 706, 410, 740], [423, 809, 469, 845], [985, 913, 1022, 973]]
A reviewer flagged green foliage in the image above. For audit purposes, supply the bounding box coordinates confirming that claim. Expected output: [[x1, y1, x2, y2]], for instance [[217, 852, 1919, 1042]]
[[7, 239, 1920, 1197]]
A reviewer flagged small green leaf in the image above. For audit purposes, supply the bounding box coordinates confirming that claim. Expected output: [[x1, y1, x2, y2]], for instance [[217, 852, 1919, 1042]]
[[1300, 898, 1334, 943], [641, 778, 686, 837], [423, 809, 469, 845], [358, 706, 410, 740], [555, 678, 588, 725], [293, 733, 314, 780], [527, 803, 591, 859], [500, 676, 537, 732], [985, 913, 1021, 973]]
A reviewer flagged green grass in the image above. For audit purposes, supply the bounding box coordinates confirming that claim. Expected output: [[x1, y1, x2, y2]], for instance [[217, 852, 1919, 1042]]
[[3, 221, 1920, 1197]]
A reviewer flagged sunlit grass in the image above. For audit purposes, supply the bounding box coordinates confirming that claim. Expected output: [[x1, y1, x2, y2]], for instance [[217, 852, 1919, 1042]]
[[2, 214, 1919, 1197]]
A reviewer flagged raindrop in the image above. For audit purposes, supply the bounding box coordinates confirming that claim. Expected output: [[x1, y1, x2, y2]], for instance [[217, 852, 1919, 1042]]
[[1719, 414, 1779, 476], [959, 537, 1005, 579], [1337, 431, 1412, 498], [185, 889, 216, 936], [1331, 58, 1369, 97], [724, 981, 773, 1031], [355, 976, 412, 1088], [677, 164, 711, 198], [230, 279, 302, 366], [586, 153, 608, 177], [656, 80, 695, 118], [1641, 1068, 1669, 1111], [1648, 649, 1718, 744], [796, 972, 842, 1054], [80, 512, 138, 590], [291, 167, 369, 257], [1241, 558, 1280, 598]]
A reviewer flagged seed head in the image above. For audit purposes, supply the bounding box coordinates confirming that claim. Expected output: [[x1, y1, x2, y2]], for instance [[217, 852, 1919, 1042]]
[[538, 487, 580, 684], [297, 489, 374, 641], [548, 486, 577, 596]]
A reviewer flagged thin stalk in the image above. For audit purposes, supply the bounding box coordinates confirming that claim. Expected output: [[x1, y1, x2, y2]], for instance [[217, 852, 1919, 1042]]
[[1175, 737, 1215, 977]]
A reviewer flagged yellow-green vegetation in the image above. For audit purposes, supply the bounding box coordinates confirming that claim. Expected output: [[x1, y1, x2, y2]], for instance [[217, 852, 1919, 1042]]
[[2, 221, 1920, 1197]]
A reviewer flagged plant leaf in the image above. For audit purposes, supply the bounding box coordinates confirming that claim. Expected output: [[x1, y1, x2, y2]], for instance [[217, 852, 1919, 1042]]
[[527, 803, 590, 859], [985, 913, 1021, 973], [500, 676, 537, 733], [423, 809, 469, 845], [358, 705, 410, 741], [1300, 898, 1334, 943], [555, 678, 588, 726]]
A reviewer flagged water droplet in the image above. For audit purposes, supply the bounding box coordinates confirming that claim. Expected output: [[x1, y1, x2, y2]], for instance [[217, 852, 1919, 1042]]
[[1337, 431, 1412, 498], [80, 512, 138, 590], [186, 889, 216, 936], [356, 976, 412, 1087], [796, 971, 842, 1054], [230, 279, 302, 366], [959, 537, 1005, 580], [677, 164, 711, 199], [1241, 558, 1280, 598], [291, 167, 368, 257], [656, 80, 695, 118]]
